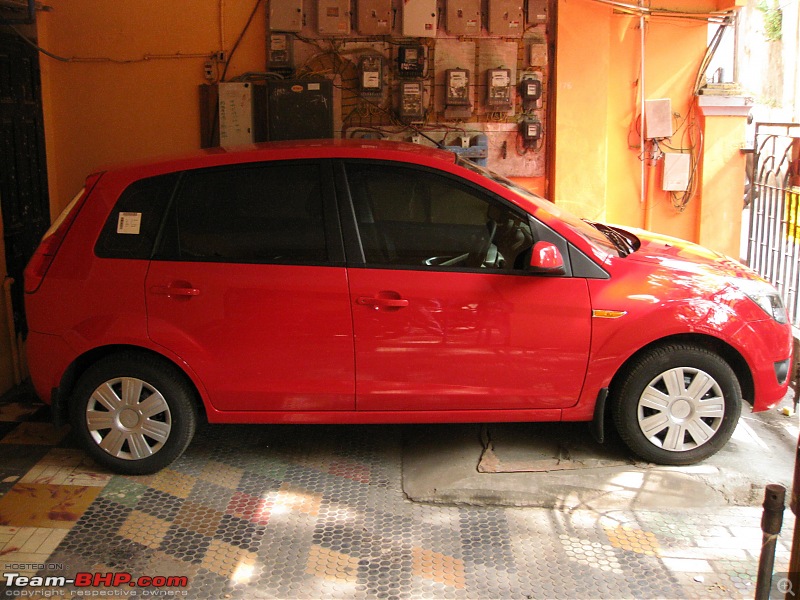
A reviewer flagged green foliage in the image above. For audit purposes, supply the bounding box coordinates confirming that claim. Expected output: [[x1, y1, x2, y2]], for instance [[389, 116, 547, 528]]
[[757, 0, 783, 41]]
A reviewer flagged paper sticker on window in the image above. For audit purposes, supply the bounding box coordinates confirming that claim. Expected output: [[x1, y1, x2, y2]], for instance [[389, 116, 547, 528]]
[[117, 212, 142, 235]]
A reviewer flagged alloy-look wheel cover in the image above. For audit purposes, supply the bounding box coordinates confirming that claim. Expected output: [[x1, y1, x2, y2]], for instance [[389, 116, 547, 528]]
[[636, 366, 725, 452], [85, 377, 172, 460]]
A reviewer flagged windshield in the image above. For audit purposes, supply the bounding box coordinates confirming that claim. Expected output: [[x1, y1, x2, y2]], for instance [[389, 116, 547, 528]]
[[456, 157, 618, 257]]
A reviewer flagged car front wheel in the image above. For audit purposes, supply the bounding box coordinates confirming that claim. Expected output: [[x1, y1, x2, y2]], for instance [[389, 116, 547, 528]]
[[612, 344, 742, 465], [70, 353, 197, 475]]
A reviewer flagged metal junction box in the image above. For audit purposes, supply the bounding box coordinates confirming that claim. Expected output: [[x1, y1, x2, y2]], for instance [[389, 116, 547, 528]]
[[446, 0, 481, 36], [318, 0, 352, 35], [402, 0, 437, 37], [267, 79, 334, 141], [357, 0, 392, 35], [488, 0, 523, 36], [269, 0, 303, 31]]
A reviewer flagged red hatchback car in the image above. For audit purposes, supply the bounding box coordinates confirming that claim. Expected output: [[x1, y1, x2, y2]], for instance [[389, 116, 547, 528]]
[[24, 140, 792, 474]]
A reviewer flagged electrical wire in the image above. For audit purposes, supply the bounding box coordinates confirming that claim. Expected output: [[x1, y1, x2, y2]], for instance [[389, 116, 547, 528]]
[[220, 0, 262, 81]]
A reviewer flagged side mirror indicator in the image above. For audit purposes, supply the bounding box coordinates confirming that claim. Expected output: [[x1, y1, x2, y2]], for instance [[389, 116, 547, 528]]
[[529, 241, 566, 275]]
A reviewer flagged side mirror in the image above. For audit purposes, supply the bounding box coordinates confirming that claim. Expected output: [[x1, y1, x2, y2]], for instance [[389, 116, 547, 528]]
[[529, 241, 566, 275]]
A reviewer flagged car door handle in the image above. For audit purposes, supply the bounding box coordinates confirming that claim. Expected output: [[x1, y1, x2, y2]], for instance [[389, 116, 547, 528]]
[[150, 283, 201, 297], [357, 295, 409, 309]]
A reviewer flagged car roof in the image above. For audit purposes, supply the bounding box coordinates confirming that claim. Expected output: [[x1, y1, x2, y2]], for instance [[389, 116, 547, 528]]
[[92, 139, 458, 181]]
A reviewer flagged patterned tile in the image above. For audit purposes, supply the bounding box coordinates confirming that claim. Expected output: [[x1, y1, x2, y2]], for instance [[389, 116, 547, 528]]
[[98, 476, 149, 507], [0, 483, 100, 528], [200, 538, 258, 580], [20, 448, 112, 487], [118, 509, 172, 548], [412, 547, 466, 588], [306, 544, 360, 583]]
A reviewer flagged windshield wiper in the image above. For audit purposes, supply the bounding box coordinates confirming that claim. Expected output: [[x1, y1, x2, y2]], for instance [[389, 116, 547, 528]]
[[584, 221, 634, 257]]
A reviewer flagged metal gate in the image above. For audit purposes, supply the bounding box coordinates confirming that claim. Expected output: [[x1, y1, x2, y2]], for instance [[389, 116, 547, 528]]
[[746, 122, 800, 328], [0, 30, 50, 337]]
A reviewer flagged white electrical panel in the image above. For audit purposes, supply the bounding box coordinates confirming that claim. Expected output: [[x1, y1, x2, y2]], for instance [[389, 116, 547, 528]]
[[218, 83, 255, 147], [400, 81, 425, 120], [446, 0, 481, 36], [270, 0, 303, 32], [403, 0, 437, 37], [488, 0, 524, 36], [644, 98, 673, 139], [318, 0, 351, 35], [662, 153, 691, 191], [487, 68, 512, 109], [357, 0, 392, 35]]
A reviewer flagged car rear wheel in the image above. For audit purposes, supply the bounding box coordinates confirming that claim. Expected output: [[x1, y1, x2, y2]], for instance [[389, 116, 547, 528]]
[[70, 353, 197, 475], [612, 344, 741, 465]]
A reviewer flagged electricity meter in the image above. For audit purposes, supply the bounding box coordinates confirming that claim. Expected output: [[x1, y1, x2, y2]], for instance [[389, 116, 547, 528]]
[[519, 117, 542, 149], [399, 81, 425, 121], [445, 69, 470, 106], [398, 45, 425, 78], [520, 74, 542, 110], [267, 33, 294, 74], [359, 55, 384, 96], [487, 68, 512, 109]]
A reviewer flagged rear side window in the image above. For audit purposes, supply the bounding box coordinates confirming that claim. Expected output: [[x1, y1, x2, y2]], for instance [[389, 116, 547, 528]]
[[155, 162, 327, 264], [95, 173, 178, 259]]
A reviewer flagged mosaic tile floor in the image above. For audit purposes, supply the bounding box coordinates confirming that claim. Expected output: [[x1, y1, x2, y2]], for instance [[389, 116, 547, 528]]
[[0, 384, 794, 599]]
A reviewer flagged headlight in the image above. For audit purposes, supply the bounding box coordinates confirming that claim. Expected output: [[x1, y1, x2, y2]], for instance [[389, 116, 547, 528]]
[[729, 278, 788, 324]]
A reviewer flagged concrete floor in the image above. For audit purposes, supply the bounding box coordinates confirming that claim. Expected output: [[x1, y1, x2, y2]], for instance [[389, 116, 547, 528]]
[[0, 384, 796, 599]]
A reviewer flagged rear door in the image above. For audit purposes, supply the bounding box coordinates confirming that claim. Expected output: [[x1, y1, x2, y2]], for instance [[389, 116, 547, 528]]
[[340, 161, 592, 412], [145, 160, 355, 412]]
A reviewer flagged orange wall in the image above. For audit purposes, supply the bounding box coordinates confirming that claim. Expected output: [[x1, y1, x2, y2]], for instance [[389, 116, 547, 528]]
[[38, 0, 267, 213], [555, 0, 738, 247]]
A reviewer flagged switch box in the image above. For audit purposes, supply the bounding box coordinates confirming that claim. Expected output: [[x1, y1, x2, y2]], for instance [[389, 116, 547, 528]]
[[356, 0, 391, 35], [318, 0, 351, 35], [359, 55, 384, 96], [488, 0, 524, 36], [399, 81, 425, 121], [267, 33, 294, 74], [487, 68, 512, 109], [446, 0, 481, 36], [270, 0, 303, 32], [662, 152, 691, 191], [397, 45, 425, 78], [644, 98, 673, 139], [402, 0, 437, 37], [267, 79, 334, 141]]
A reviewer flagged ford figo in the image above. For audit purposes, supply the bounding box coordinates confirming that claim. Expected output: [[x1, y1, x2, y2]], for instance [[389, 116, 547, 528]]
[[24, 140, 792, 474]]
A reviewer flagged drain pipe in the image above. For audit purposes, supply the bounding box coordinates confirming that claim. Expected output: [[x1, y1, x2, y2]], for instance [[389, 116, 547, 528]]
[[2, 277, 22, 386]]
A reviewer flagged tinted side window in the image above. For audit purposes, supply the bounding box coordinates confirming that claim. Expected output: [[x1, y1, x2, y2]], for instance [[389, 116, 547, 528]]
[[156, 162, 327, 264], [345, 163, 533, 270], [95, 173, 178, 259]]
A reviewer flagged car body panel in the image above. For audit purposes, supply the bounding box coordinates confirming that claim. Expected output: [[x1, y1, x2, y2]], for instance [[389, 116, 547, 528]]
[[348, 268, 591, 411], [22, 139, 792, 436]]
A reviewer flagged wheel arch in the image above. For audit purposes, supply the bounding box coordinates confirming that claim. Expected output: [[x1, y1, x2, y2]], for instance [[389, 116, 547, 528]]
[[607, 333, 754, 408], [52, 344, 208, 426]]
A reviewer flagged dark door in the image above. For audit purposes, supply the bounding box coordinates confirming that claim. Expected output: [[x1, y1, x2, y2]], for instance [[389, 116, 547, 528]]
[[0, 31, 50, 336]]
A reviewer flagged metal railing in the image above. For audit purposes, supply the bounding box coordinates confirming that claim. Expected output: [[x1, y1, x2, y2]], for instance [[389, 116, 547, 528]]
[[746, 122, 800, 327]]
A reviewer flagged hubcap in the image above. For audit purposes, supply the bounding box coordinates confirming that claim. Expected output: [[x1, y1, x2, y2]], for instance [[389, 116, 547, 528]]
[[86, 377, 172, 461], [636, 366, 725, 453]]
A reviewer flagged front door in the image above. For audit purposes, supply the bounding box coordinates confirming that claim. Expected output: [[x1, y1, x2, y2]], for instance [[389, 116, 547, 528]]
[[342, 161, 592, 411]]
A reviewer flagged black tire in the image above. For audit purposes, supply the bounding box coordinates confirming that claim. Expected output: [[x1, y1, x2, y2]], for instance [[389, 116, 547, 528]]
[[70, 353, 197, 475], [612, 344, 742, 465]]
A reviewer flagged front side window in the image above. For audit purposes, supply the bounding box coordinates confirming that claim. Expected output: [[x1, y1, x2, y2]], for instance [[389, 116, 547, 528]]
[[345, 163, 533, 270], [156, 162, 327, 264]]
